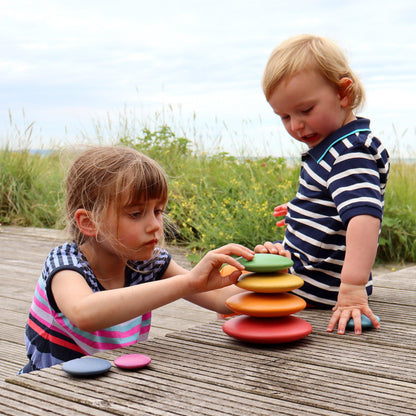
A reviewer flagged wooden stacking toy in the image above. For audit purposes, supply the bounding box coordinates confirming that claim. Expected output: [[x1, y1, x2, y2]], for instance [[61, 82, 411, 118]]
[[221, 254, 312, 344]]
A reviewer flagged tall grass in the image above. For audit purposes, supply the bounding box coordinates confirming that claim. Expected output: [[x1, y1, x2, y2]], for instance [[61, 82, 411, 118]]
[[1, 123, 415, 264], [379, 161, 416, 263], [0, 146, 67, 228]]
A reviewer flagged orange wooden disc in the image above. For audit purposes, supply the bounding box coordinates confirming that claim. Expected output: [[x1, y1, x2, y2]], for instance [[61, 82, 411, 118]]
[[236, 272, 304, 293], [226, 292, 306, 317], [223, 315, 312, 344]]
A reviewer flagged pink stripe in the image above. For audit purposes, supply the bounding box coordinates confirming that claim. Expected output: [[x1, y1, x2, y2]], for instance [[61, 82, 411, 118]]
[[33, 295, 52, 315], [53, 315, 143, 350], [29, 308, 70, 338], [31, 279, 150, 352]]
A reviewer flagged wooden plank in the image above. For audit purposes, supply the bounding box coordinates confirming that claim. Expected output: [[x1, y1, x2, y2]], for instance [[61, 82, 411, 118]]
[[293, 309, 416, 350], [166, 321, 416, 383], [131, 337, 416, 416], [0, 382, 114, 416], [0, 323, 25, 345], [6, 364, 345, 416], [1, 225, 416, 416], [296, 303, 416, 328], [0, 263, 40, 281], [0, 340, 26, 361], [7, 335, 415, 416], [0, 295, 31, 313], [0, 309, 28, 327], [371, 286, 416, 306]]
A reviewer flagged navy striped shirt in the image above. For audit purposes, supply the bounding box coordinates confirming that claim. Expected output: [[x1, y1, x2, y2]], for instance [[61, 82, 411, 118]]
[[285, 118, 390, 307]]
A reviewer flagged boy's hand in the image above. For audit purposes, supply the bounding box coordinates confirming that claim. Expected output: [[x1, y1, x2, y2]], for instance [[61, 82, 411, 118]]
[[254, 241, 291, 259], [273, 203, 288, 227], [326, 282, 381, 335]]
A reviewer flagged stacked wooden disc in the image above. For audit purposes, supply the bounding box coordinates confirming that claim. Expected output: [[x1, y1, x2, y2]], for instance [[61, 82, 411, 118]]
[[221, 254, 312, 344]]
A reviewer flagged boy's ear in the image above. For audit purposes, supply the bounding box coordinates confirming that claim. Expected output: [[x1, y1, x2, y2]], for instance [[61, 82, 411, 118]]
[[74, 209, 97, 237], [338, 77, 353, 107]]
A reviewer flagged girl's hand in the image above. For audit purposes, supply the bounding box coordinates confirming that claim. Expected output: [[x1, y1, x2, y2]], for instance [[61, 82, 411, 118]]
[[326, 282, 381, 335], [253, 241, 291, 259], [186, 244, 254, 293]]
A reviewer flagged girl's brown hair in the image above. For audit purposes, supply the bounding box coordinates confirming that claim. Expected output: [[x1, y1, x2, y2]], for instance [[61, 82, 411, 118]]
[[66, 146, 168, 246], [262, 34, 365, 110]]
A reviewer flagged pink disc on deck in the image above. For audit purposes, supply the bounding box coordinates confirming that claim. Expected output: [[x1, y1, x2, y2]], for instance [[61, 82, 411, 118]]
[[114, 354, 151, 369]]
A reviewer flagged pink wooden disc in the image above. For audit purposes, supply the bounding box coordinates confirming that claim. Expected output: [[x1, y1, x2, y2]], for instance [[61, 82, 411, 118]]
[[114, 354, 151, 369], [222, 315, 312, 344]]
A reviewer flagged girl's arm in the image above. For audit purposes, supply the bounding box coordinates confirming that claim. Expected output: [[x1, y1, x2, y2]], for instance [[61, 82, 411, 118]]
[[163, 259, 247, 314], [51, 244, 253, 332], [326, 215, 381, 334]]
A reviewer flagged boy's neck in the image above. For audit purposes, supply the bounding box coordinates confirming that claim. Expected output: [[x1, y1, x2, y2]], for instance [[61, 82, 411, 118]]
[[343, 111, 357, 126]]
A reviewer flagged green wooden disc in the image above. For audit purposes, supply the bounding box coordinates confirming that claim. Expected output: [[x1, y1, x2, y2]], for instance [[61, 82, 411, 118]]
[[236, 253, 293, 272]]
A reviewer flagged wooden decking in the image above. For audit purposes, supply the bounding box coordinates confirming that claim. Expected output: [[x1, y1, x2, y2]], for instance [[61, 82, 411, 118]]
[[0, 226, 216, 378], [1, 225, 416, 415]]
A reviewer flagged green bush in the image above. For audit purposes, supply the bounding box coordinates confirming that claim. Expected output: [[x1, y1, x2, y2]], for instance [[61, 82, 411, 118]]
[[1, 125, 415, 264], [378, 161, 416, 263]]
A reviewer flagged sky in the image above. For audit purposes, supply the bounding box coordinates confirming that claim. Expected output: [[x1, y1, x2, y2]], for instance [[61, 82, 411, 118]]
[[1, 0, 416, 157]]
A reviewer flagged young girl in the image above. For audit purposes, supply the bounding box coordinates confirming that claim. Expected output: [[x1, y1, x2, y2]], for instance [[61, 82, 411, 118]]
[[20, 146, 253, 373], [256, 34, 389, 335]]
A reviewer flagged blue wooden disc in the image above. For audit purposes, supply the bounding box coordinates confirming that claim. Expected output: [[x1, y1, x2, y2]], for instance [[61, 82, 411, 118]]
[[236, 253, 293, 272], [62, 357, 112, 377], [346, 315, 380, 330]]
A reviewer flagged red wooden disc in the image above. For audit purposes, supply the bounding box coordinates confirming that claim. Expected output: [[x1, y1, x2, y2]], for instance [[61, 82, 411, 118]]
[[222, 315, 312, 344]]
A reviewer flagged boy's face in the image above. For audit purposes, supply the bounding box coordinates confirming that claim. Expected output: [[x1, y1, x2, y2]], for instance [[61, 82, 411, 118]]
[[268, 69, 355, 148]]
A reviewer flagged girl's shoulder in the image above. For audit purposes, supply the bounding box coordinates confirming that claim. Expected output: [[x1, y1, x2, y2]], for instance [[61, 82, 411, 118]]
[[42, 242, 97, 287], [44, 242, 86, 270]]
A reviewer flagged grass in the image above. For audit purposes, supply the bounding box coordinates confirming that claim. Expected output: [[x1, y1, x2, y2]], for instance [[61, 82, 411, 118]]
[[1, 122, 415, 264], [0, 146, 67, 229]]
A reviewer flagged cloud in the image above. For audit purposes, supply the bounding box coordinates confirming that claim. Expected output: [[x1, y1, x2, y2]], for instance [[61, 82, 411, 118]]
[[1, 0, 415, 154]]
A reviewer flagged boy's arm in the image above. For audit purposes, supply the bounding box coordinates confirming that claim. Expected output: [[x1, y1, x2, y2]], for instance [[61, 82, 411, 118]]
[[327, 215, 381, 334]]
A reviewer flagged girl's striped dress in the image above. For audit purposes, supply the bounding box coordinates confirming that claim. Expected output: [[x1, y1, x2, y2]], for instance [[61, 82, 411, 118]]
[[20, 243, 170, 373]]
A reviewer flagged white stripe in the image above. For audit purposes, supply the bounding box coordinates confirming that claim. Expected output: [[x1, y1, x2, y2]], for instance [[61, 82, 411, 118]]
[[299, 177, 321, 192], [328, 168, 379, 185], [290, 195, 337, 211], [290, 249, 344, 268], [320, 160, 331, 172], [337, 196, 382, 212], [292, 289, 336, 305], [335, 152, 374, 164], [331, 182, 380, 199], [292, 259, 342, 279], [304, 163, 327, 187], [288, 217, 345, 236], [342, 138, 353, 149], [285, 227, 346, 255], [293, 274, 340, 291], [329, 147, 339, 159]]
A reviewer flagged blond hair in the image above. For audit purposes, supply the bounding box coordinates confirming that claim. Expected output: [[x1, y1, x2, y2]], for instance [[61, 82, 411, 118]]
[[262, 34, 365, 110], [66, 146, 168, 247]]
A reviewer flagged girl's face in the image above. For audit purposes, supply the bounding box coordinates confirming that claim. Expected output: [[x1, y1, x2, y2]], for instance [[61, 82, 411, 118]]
[[103, 196, 166, 261], [268, 69, 355, 148]]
